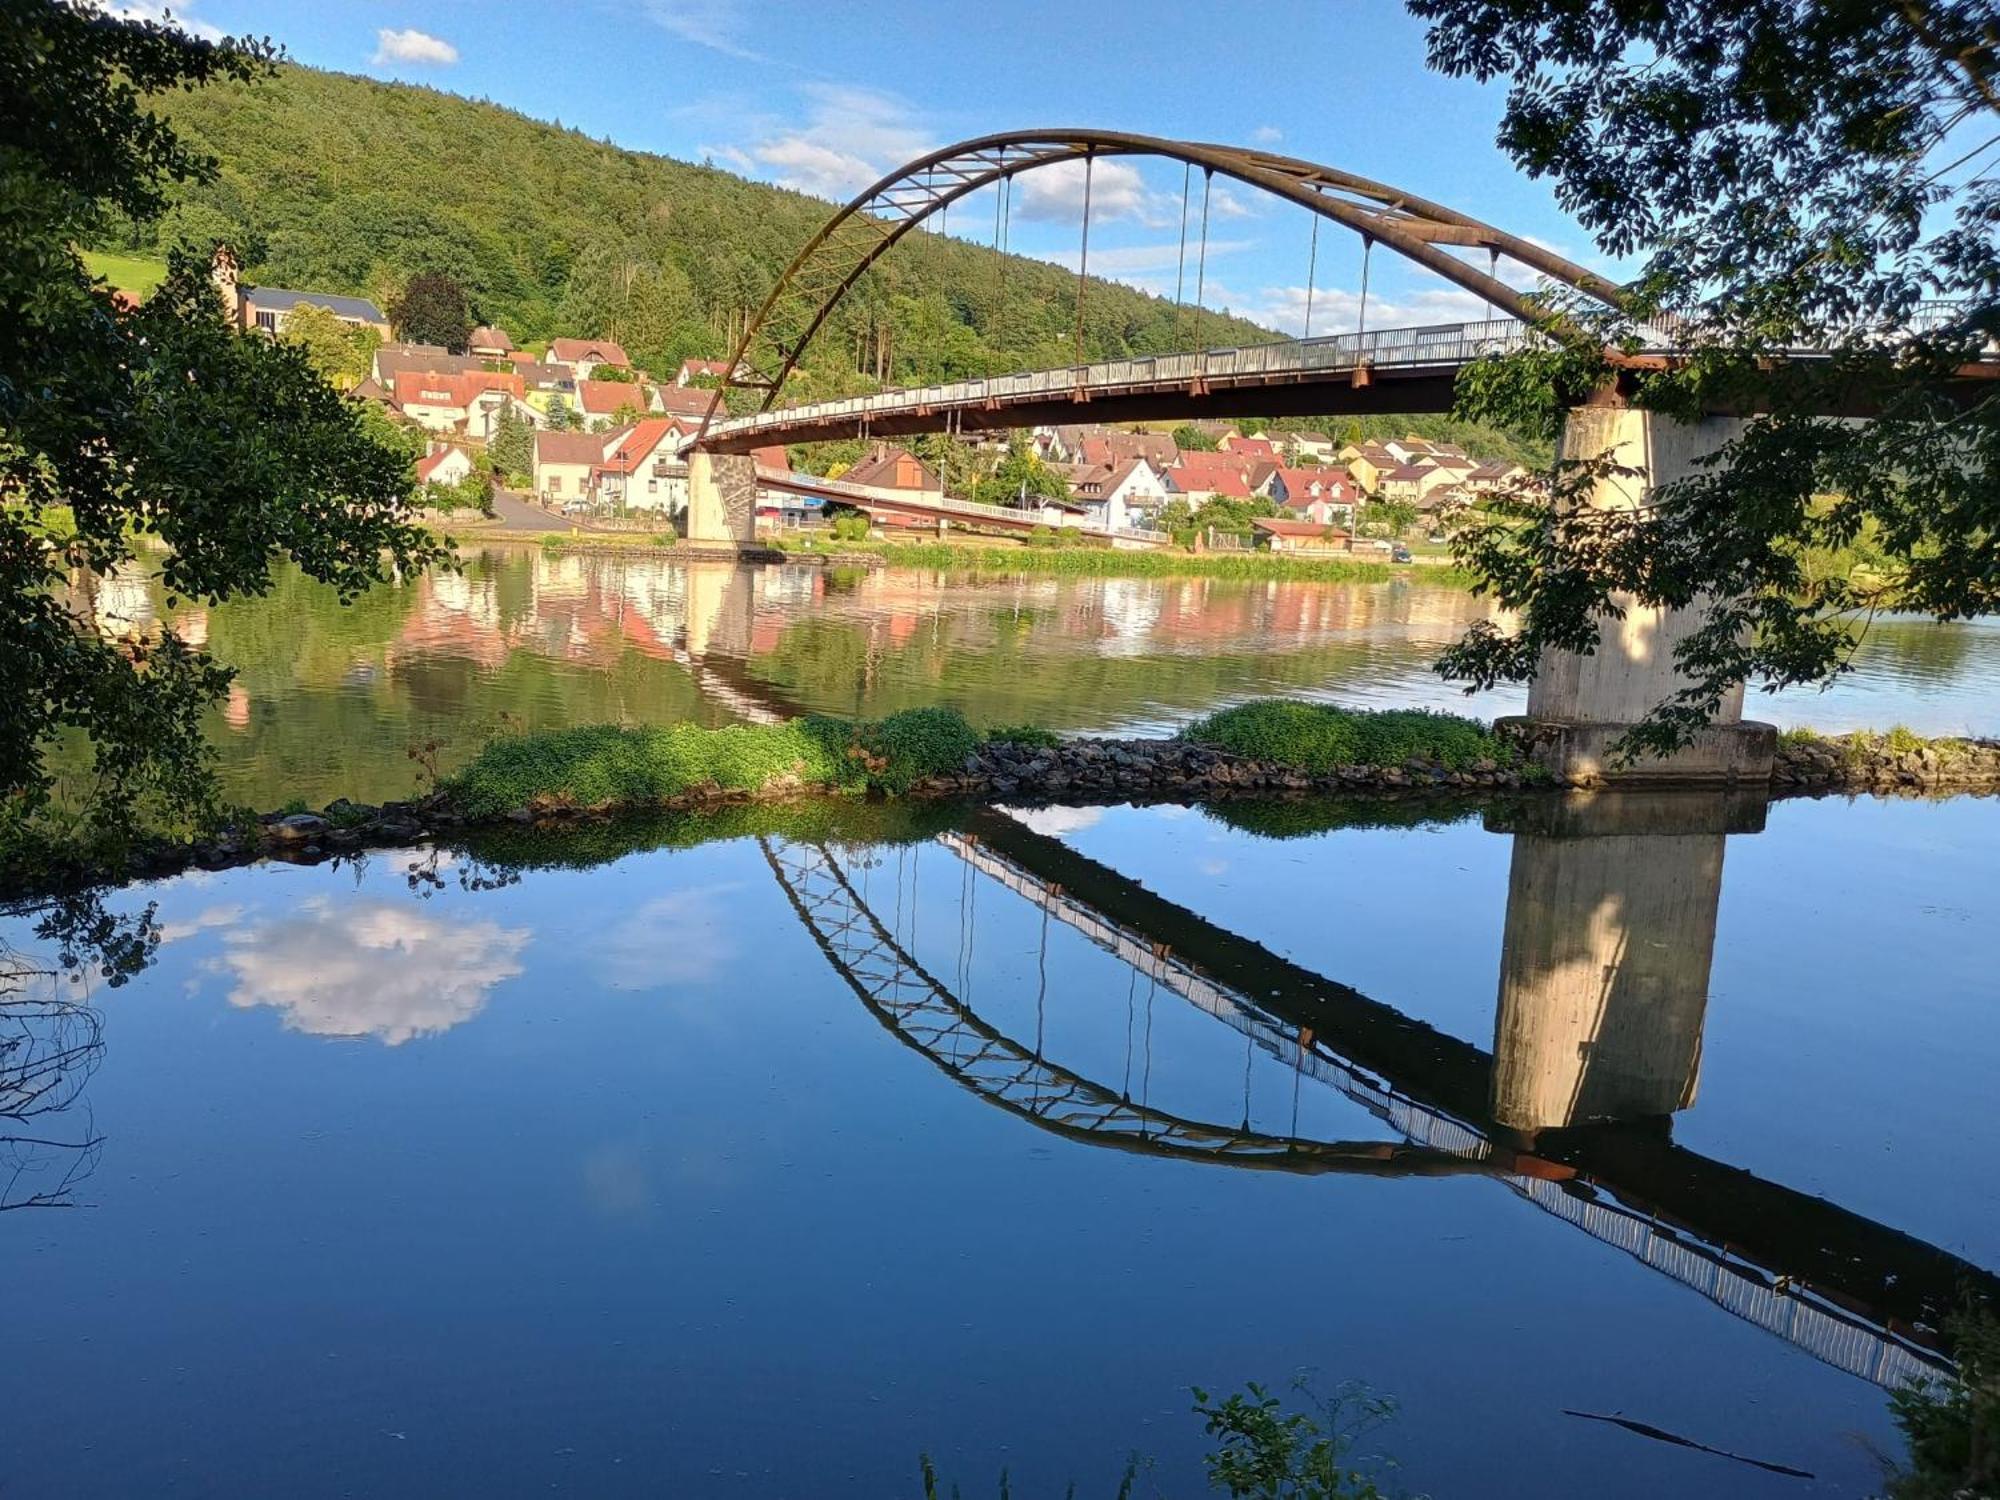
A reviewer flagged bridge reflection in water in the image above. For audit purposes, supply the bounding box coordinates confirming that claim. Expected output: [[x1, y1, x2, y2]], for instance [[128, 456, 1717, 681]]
[[760, 794, 1990, 1393]]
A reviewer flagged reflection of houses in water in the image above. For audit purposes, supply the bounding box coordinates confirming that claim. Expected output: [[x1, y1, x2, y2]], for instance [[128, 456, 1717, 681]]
[[764, 796, 1992, 1392]]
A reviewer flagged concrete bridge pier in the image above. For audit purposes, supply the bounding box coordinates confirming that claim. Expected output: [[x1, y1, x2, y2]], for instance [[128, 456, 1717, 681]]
[[685, 449, 758, 551], [1488, 792, 1762, 1135], [1500, 407, 1776, 785]]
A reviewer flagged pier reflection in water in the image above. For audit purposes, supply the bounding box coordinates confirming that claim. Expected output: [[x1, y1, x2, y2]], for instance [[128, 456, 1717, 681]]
[[2, 791, 1995, 1497]]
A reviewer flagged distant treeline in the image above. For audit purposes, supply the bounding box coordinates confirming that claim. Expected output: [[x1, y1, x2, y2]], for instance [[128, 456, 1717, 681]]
[[95, 66, 1278, 403]]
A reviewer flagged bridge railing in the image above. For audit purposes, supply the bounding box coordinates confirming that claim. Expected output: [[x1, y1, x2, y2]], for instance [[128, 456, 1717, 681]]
[[707, 319, 1532, 443]]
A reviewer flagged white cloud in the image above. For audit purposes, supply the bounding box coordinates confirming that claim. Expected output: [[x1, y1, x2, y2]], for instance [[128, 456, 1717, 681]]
[[217, 897, 528, 1045], [159, 903, 244, 945], [638, 0, 764, 60], [1251, 125, 1284, 146], [1039, 236, 1259, 277], [1016, 157, 1182, 229], [746, 83, 933, 201], [94, 1, 223, 42], [1001, 806, 1104, 837], [372, 27, 459, 67], [1232, 281, 1504, 336], [591, 886, 742, 991]]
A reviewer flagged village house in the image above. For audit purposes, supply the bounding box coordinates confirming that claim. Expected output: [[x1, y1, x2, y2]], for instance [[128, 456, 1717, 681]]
[[676, 358, 731, 387], [1464, 460, 1529, 495], [1340, 442, 1401, 494], [549, 338, 631, 379], [1279, 430, 1337, 463], [373, 342, 485, 385], [592, 419, 697, 512], [464, 386, 543, 441], [390, 370, 527, 433], [1045, 458, 1167, 532], [840, 444, 942, 498], [1250, 517, 1362, 554], [468, 325, 515, 361], [1218, 433, 1280, 463], [533, 429, 610, 502], [211, 247, 391, 339], [1267, 466, 1358, 526], [576, 378, 652, 425], [415, 445, 474, 488], [648, 383, 713, 421]]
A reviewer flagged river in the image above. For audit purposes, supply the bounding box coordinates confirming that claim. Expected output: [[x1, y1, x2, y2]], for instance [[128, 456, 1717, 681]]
[[13, 545, 1996, 1497], [79, 544, 2000, 809], [2, 790, 1995, 1496]]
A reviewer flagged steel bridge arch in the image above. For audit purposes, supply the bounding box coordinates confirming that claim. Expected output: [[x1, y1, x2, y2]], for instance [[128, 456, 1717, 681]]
[[694, 128, 1627, 444]]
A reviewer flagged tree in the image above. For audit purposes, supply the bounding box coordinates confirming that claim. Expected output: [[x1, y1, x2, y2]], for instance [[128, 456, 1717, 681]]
[[489, 405, 534, 482], [1413, 0, 1999, 754], [1361, 499, 1419, 539], [278, 301, 366, 389], [544, 393, 574, 430], [973, 432, 1070, 508], [1173, 423, 1219, 453], [389, 270, 473, 352], [0, 2, 444, 851]]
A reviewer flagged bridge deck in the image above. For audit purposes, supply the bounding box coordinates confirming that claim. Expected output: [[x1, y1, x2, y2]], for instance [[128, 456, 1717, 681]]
[[695, 319, 1531, 452]]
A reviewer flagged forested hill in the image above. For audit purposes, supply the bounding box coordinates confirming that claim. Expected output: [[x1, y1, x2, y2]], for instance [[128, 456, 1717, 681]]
[[105, 65, 1276, 397]]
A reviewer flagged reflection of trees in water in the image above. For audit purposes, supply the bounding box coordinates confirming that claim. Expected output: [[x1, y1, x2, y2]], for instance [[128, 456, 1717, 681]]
[[0, 893, 157, 1212], [1849, 617, 1990, 685]]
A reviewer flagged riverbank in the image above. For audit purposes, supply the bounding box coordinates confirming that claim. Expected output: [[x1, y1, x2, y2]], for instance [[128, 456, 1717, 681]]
[[19, 707, 1997, 894], [457, 523, 1459, 585]]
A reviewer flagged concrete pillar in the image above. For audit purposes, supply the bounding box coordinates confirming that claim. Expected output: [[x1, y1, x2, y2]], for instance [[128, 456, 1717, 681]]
[[1498, 407, 1775, 784], [1488, 792, 1760, 1135], [685, 449, 757, 550]]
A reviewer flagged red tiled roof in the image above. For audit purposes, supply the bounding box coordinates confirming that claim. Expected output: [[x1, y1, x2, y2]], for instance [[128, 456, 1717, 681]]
[[391, 370, 524, 410], [468, 325, 514, 351], [751, 444, 789, 471], [415, 448, 465, 483], [535, 430, 610, 467], [577, 378, 651, 416], [652, 384, 712, 418], [550, 338, 631, 366]]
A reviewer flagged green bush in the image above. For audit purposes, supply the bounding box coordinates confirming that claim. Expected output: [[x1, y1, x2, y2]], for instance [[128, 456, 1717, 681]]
[[441, 720, 849, 818], [827, 511, 872, 542], [1182, 700, 1511, 771], [985, 724, 1061, 750], [834, 706, 982, 794], [440, 707, 982, 816]]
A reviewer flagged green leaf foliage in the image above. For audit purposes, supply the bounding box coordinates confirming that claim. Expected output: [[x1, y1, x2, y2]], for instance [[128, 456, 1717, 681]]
[[95, 64, 1280, 387], [1, 2, 446, 849], [1413, 1, 1999, 756], [1182, 700, 1513, 772], [440, 707, 982, 816]]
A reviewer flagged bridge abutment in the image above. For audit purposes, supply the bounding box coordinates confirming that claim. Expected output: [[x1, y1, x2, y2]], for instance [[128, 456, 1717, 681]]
[[1500, 408, 1776, 785], [685, 449, 758, 551]]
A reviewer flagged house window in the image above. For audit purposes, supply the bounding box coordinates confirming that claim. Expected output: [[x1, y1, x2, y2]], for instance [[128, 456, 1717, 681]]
[[255, 310, 277, 331], [550, 476, 563, 494]]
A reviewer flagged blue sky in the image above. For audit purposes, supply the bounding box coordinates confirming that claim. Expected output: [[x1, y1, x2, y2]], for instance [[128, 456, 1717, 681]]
[[122, 0, 1624, 333]]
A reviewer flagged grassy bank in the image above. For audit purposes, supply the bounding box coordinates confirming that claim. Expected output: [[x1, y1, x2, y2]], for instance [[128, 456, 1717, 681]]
[[1182, 699, 1518, 771], [441, 706, 981, 817], [774, 536, 1467, 586]]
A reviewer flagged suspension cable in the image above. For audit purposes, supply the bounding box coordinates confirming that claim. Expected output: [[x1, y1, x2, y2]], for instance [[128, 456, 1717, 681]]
[[1194, 168, 1213, 356], [1171, 161, 1192, 353], [1303, 210, 1320, 340], [1357, 234, 1374, 338], [1073, 149, 1095, 370]]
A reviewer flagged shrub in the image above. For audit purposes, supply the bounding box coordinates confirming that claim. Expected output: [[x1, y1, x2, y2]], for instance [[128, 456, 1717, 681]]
[[1182, 700, 1510, 771], [441, 720, 848, 818], [985, 724, 1061, 750], [440, 707, 983, 816], [827, 511, 872, 542], [814, 705, 982, 794]]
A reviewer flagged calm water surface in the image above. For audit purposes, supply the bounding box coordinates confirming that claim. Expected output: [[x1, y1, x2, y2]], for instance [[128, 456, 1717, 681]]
[[3, 791, 1995, 1497], [88, 546, 2000, 808]]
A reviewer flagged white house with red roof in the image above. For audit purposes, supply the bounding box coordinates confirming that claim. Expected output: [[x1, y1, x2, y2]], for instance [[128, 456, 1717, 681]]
[[415, 446, 474, 488], [576, 378, 653, 424], [675, 357, 731, 387], [1267, 466, 1358, 526], [548, 338, 631, 379], [391, 370, 527, 433]]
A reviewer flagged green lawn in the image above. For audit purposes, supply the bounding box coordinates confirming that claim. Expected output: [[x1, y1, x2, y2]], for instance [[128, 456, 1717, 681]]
[[82, 249, 168, 296]]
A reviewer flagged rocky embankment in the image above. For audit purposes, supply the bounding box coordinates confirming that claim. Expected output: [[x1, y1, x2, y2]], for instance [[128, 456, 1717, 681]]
[[1772, 734, 2000, 791], [914, 737, 1530, 798], [103, 731, 2000, 886]]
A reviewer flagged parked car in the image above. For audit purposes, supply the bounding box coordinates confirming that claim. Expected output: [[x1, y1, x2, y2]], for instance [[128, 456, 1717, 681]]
[[1391, 543, 1413, 563]]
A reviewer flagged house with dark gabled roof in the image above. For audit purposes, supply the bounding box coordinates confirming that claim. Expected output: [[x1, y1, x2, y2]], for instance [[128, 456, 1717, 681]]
[[213, 246, 390, 339], [549, 338, 631, 377]]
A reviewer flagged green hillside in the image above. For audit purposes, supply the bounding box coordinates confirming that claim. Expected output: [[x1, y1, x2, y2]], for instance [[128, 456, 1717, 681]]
[[97, 66, 1276, 399]]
